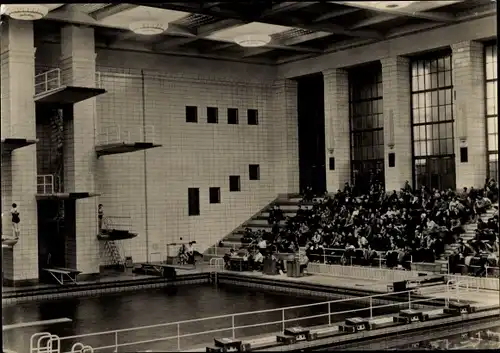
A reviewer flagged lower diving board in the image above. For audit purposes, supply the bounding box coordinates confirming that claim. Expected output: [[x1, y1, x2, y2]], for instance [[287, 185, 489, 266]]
[[43, 267, 81, 285]]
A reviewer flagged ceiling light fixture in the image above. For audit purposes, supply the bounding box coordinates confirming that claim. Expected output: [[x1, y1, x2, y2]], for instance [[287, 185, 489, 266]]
[[129, 21, 168, 35], [0, 4, 49, 20], [371, 1, 415, 9], [234, 34, 272, 48]]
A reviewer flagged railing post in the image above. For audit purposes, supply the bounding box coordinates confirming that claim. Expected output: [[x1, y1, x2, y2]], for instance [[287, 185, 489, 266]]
[[114, 331, 118, 352], [45, 72, 48, 92], [232, 315, 235, 339], [177, 323, 181, 351], [328, 302, 331, 326], [369, 297, 373, 319], [323, 249, 326, 264], [408, 291, 411, 309], [281, 309, 285, 332]]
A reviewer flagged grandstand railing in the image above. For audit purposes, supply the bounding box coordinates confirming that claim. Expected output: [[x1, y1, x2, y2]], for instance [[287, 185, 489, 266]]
[[307, 262, 422, 282], [49, 289, 448, 353], [97, 125, 157, 145], [34, 68, 103, 96]]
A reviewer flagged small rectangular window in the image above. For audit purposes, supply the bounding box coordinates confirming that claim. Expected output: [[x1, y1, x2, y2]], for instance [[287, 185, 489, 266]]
[[228, 108, 239, 124], [388, 152, 396, 168], [247, 109, 259, 125], [209, 187, 221, 204], [249, 164, 260, 180], [229, 175, 241, 192], [460, 147, 468, 163], [188, 188, 200, 216], [186, 106, 198, 123], [329, 157, 335, 171], [207, 107, 218, 124]]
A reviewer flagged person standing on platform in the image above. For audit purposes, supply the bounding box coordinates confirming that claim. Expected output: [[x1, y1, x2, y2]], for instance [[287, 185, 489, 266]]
[[98, 204, 104, 231], [11, 203, 20, 238]]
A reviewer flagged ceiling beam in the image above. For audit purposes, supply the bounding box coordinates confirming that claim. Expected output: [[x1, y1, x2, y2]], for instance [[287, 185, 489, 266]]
[[313, 8, 360, 22], [90, 4, 139, 21], [260, 2, 318, 16], [332, 1, 459, 23], [349, 14, 398, 29]]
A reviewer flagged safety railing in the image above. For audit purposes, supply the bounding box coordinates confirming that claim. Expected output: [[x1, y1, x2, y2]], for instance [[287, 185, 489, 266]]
[[47, 289, 449, 353], [205, 243, 239, 257], [37, 174, 55, 194], [35, 69, 61, 95], [446, 279, 479, 304], [103, 216, 132, 231], [34, 68, 103, 96], [96, 125, 157, 145]]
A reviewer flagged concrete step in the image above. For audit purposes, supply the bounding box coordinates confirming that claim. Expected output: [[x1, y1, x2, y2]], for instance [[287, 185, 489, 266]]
[[244, 219, 271, 225], [242, 224, 274, 231], [261, 210, 297, 217]]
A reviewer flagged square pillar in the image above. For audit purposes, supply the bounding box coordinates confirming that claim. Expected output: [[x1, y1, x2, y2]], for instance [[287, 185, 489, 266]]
[[324, 69, 350, 193], [271, 79, 299, 195], [452, 41, 487, 189], [0, 19, 38, 283], [60, 25, 99, 275], [381, 56, 413, 191]]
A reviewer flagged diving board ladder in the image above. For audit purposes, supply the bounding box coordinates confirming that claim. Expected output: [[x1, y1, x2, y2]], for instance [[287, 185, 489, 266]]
[[104, 240, 124, 269]]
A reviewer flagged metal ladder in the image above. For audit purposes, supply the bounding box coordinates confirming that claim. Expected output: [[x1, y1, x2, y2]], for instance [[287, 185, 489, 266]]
[[30, 332, 60, 353], [71, 343, 94, 353], [104, 240, 124, 268], [49, 109, 64, 193]]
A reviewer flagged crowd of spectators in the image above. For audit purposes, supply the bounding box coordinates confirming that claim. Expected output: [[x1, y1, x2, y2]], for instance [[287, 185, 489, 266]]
[[233, 178, 499, 277]]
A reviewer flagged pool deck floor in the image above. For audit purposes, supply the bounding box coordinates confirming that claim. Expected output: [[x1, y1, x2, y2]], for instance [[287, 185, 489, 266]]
[[2, 264, 498, 309]]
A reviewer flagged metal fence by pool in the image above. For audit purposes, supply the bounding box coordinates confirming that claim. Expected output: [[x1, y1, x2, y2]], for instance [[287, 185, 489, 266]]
[[31, 289, 451, 353]]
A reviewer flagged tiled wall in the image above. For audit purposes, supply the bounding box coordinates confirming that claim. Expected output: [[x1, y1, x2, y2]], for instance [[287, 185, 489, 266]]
[[35, 44, 299, 267]]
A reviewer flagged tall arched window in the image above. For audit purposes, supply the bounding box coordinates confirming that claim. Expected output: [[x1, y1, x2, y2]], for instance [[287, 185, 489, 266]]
[[349, 64, 384, 192], [485, 44, 498, 181], [410, 52, 456, 190]]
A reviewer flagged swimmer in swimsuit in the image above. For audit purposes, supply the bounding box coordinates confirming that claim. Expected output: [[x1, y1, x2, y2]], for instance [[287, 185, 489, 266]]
[[11, 203, 20, 238]]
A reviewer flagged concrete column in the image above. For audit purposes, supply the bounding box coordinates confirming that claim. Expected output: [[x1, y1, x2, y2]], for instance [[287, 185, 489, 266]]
[[0, 19, 38, 283], [323, 69, 350, 193], [271, 79, 299, 195], [60, 25, 99, 275], [451, 41, 487, 189], [381, 56, 413, 191]]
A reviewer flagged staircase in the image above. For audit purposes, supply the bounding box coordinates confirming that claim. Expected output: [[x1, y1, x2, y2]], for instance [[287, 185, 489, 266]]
[[436, 204, 498, 273], [203, 195, 315, 260]]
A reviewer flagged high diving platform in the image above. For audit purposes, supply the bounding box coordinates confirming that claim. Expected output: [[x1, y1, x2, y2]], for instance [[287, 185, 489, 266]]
[[1, 138, 38, 154], [2, 237, 19, 248], [34, 68, 106, 105], [95, 125, 162, 158], [36, 174, 100, 200], [97, 216, 138, 241]]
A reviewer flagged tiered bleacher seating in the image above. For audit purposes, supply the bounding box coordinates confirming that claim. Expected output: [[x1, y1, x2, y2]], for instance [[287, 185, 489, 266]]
[[208, 180, 499, 277]]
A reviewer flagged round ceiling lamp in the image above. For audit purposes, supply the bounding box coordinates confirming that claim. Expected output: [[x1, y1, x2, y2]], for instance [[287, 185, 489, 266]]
[[372, 1, 415, 9], [0, 4, 49, 20], [129, 21, 168, 35], [234, 34, 271, 48]]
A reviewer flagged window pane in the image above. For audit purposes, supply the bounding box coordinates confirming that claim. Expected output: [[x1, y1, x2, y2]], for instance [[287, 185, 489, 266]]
[[446, 139, 454, 155], [489, 135, 498, 151], [488, 117, 498, 134]]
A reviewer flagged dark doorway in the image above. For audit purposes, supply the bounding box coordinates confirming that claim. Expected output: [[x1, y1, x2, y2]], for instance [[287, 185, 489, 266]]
[[37, 199, 77, 282], [297, 73, 326, 194]]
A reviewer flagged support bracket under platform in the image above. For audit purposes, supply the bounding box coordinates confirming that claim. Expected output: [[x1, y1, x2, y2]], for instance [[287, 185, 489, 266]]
[[34, 86, 106, 105], [95, 142, 162, 158], [36, 192, 101, 200], [1, 138, 38, 154], [43, 267, 81, 285]]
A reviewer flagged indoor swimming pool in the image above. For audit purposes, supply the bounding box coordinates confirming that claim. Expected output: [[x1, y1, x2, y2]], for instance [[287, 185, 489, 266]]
[[3, 283, 398, 352]]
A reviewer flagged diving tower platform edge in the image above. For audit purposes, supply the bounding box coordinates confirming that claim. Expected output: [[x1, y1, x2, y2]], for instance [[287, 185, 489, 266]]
[[1, 138, 38, 154], [34, 68, 106, 106], [95, 125, 161, 158]]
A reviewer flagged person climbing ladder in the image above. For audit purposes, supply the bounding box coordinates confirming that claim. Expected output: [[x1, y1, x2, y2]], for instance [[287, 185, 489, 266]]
[[11, 203, 20, 238]]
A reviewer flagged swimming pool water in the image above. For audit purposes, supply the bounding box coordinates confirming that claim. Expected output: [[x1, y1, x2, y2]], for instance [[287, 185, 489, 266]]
[[3, 283, 397, 352]]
